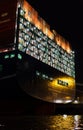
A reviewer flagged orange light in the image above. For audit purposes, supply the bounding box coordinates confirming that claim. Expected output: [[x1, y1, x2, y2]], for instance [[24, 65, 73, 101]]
[[22, 0, 71, 53]]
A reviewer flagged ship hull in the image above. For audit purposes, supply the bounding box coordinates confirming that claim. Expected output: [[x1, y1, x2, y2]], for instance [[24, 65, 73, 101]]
[[0, 50, 75, 102], [17, 51, 75, 103], [0, 51, 75, 115]]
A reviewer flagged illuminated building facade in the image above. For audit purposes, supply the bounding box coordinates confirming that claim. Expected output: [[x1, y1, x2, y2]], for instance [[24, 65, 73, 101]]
[[0, 0, 75, 103]]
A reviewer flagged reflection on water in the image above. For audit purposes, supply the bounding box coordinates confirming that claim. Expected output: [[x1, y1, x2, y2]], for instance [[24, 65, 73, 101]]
[[0, 115, 83, 130]]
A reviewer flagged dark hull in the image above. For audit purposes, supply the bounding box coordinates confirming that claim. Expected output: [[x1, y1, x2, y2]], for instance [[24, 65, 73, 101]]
[[0, 50, 75, 115], [0, 51, 75, 102], [0, 76, 82, 116], [17, 51, 75, 103]]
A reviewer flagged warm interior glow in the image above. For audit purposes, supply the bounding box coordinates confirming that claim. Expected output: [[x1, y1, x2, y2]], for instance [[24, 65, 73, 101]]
[[48, 76, 75, 98], [21, 0, 71, 53]]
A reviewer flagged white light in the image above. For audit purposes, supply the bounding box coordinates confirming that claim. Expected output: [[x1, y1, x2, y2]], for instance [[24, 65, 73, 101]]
[[73, 100, 79, 104], [63, 114, 67, 119], [54, 99, 63, 103], [65, 100, 72, 103]]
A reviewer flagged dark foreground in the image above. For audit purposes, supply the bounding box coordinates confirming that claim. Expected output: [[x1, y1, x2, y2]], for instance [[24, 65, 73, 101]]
[[0, 76, 83, 116], [0, 115, 83, 130]]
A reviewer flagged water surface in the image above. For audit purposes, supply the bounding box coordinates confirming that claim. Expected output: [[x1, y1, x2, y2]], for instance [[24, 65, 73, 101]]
[[0, 115, 83, 130]]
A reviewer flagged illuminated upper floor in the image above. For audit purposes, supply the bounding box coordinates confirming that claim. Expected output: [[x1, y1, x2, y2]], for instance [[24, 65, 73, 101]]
[[17, 0, 75, 78], [0, 0, 75, 78], [18, 0, 72, 53]]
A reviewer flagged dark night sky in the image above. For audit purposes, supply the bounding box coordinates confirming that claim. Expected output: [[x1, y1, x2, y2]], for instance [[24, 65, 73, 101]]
[[27, 0, 83, 83]]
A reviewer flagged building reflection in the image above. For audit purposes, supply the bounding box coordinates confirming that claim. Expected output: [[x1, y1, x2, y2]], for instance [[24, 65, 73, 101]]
[[48, 115, 74, 130], [0, 115, 83, 130]]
